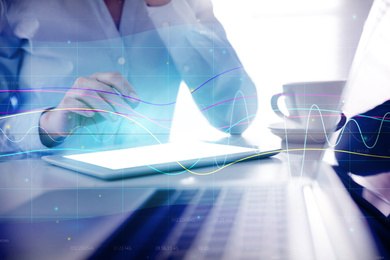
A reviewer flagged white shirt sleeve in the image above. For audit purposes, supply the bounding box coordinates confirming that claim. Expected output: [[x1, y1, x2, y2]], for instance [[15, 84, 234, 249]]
[[0, 18, 50, 158], [145, 0, 258, 134], [1, 109, 50, 157]]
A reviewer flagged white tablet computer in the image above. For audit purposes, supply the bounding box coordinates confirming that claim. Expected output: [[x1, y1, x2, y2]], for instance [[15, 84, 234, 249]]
[[42, 142, 281, 180]]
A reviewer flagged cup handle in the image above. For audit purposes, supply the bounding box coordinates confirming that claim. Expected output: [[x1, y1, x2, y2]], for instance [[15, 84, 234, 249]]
[[271, 93, 287, 118], [334, 112, 347, 131]]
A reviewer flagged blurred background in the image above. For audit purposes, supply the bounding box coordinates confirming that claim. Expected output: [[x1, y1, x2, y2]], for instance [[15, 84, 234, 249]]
[[170, 0, 374, 142]]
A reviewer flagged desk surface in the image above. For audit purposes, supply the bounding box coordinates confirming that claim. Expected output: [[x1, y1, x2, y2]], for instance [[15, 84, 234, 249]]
[[1, 139, 378, 260], [0, 137, 326, 214]]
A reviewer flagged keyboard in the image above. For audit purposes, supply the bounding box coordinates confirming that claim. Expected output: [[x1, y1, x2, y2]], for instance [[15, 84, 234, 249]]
[[92, 187, 288, 260]]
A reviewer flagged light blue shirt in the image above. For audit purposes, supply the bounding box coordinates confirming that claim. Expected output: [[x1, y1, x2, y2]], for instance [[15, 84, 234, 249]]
[[0, 0, 257, 159]]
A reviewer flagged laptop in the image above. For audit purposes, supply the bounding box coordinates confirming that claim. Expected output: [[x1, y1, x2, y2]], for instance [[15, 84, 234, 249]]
[[80, 158, 376, 260]]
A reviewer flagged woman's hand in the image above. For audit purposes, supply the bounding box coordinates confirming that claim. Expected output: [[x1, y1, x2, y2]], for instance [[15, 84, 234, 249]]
[[39, 72, 139, 147]]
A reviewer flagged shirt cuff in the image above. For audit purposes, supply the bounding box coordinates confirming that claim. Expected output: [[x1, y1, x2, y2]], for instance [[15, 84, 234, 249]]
[[15, 108, 53, 153]]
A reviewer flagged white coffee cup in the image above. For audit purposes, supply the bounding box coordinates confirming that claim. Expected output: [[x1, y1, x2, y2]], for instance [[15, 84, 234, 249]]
[[271, 80, 346, 131]]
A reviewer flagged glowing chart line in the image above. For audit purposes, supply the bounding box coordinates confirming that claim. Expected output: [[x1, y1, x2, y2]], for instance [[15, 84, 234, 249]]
[[0, 89, 170, 130], [0, 108, 163, 145], [2, 105, 388, 177], [1, 148, 388, 176], [0, 66, 244, 106], [0, 90, 257, 120]]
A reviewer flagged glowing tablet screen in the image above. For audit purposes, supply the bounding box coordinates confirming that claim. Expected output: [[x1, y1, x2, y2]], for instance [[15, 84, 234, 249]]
[[64, 142, 256, 170]]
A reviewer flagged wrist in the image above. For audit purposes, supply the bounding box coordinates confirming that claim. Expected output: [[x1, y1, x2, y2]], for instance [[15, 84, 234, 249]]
[[39, 110, 67, 147]]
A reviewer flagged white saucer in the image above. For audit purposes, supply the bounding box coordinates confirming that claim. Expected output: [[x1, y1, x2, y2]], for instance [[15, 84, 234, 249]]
[[268, 120, 333, 143]]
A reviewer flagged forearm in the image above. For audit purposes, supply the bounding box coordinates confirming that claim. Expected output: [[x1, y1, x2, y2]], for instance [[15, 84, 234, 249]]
[[0, 108, 51, 157], [146, 0, 258, 133]]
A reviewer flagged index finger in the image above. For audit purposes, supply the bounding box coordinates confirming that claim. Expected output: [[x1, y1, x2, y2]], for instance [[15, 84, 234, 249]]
[[95, 72, 140, 106]]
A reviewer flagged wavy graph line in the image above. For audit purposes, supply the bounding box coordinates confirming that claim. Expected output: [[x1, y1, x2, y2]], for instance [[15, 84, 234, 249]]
[[0, 106, 255, 146], [286, 114, 390, 121], [280, 105, 390, 180], [0, 113, 255, 144], [273, 107, 390, 149], [4, 105, 386, 156], [0, 89, 171, 130], [0, 101, 258, 174], [0, 107, 387, 176], [0, 84, 257, 171], [0, 107, 163, 147], [78, 117, 105, 145], [1, 148, 388, 177], [0, 148, 97, 158], [190, 66, 244, 94], [0, 107, 257, 175], [0, 90, 256, 122], [2, 104, 388, 177], [201, 90, 255, 168], [273, 93, 343, 97], [0, 66, 253, 143], [0, 66, 244, 107], [0, 111, 166, 144], [200, 95, 256, 112], [3, 106, 387, 146], [180, 148, 390, 176], [284, 116, 292, 180], [293, 106, 390, 149], [0, 122, 161, 144], [273, 107, 390, 123], [0, 107, 173, 122]]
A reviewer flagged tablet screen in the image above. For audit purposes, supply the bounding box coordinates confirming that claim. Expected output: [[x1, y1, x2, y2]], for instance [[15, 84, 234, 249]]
[[64, 142, 257, 170]]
